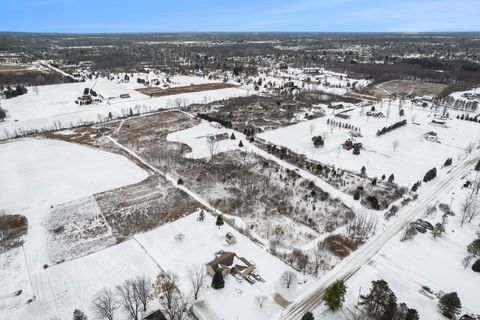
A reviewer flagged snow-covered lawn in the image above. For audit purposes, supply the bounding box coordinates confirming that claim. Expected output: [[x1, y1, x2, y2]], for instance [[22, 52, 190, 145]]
[[167, 121, 241, 159], [135, 211, 313, 320], [259, 103, 479, 187]]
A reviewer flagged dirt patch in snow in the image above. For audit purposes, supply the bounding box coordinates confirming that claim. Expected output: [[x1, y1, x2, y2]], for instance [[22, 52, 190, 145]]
[[0, 214, 28, 253], [136, 82, 237, 96]]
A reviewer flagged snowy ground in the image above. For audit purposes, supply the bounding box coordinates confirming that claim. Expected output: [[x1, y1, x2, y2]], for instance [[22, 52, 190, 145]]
[[0, 138, 149, 320], [135, 211, 314, 320], [259, 102, 479, 187], [0, 76, 249, 139], [314, 168, 480, 320], [166, 121, 242, 159]]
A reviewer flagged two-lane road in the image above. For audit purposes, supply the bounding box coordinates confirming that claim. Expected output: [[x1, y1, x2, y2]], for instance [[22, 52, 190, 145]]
[[281, 150, 480, 320]]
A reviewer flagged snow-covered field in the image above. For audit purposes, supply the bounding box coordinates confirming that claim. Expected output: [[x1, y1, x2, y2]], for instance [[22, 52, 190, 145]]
[[0, 76, 249, 139], [167, 121, 242, 159], [315, 169, 480, 319], [0, 138, 149, 320], [260, 102, 479, 187]]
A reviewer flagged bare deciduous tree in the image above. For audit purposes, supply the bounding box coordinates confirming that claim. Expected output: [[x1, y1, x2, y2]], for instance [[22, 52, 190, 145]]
[[309, 123, 315, 136], [154, 272, 189, 319], [312, 241, 326, 276], [466, 141, 476, 154], [187, 265, 206, 300], [92, 288, 117, 320], [255, 295, 268, 308], [346, 212, 377, 244], [280, 270, 298, 289], [116, 280, 141, 320], [460, 195, 475, 227], [134, 276, 151, 312], [207, 138, 220, 162]]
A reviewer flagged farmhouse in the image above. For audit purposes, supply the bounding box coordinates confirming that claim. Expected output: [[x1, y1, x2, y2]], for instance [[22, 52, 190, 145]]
[[343, 139, 362, 150], [207, 133, 229, 143], [206, 251, 255, 277], [335, 113, 350, 120], [366, 111, 385, 118], [76, 95, 92, 105]]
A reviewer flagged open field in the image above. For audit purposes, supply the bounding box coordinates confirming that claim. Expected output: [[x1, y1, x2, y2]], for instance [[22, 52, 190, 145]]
[[136, 82, 237, 96], [367, 79, 448, 98], [0, 137, 152, 320]]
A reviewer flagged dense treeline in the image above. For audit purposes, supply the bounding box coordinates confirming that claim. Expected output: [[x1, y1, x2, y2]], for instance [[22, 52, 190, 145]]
[[197, 113, 233, 128], [376, 119, 407, 136]]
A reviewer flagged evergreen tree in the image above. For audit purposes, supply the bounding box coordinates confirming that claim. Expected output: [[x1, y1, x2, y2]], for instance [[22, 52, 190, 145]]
[[73, 309, 88, 320], [312, 135, 324, 148], [432, 223, 445, 238], [353, 191, 360, 200], [405, 308, 420, 320], [388, 174, 395, 183], [381, 174, 386, 180], [230, 132, 236, 140], [301, 311, 314, 320], [444, 158, 453, 167], [467, 239, 480, 256], [353, 144, 361, 155], [360, 166, 366, 177], [238, 140, 244, 147], [475, 160, 480, 172], [0, 108, 6, 122], [438, 292, 461, 319], [216, 215, 224, 226], [211, 270, 225, 289], [198, 210, 205, 221], [472, 259, 480, 272], [323, 280, 347, 311], [360, 279, 396, 319]]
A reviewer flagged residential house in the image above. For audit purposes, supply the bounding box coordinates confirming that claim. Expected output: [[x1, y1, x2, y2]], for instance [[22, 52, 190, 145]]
[[206, 251, 255, 277], [144, 310, 167, 320]]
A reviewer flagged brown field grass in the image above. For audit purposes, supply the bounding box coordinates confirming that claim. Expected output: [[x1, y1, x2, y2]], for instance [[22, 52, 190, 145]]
[[136, 82, 237, 97], [0, 214, 28, 253], [323, 234, 358, 257], [367, 79, 448, 98]]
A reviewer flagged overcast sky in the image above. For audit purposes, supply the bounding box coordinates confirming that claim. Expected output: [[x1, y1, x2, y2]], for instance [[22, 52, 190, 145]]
[[2, 0, 479, 33]]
